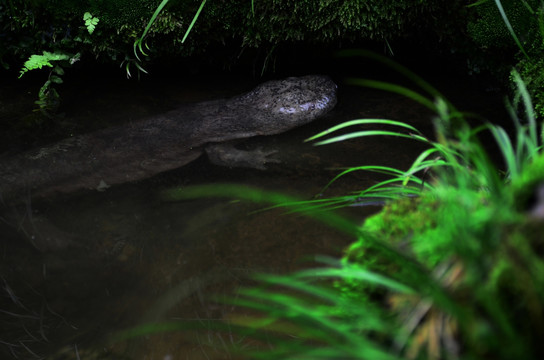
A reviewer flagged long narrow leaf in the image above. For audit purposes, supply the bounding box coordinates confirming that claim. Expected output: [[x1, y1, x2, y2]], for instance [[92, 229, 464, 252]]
[[511, 70, 537, 145], [312, 130, 428, 146], [336, 49, 453, 109], [182, 0, 207, 43], [134, 0, 171, 60], [318, 165, 410, 194], [162, 184, 361, 237], [489, 124, 518, 177], [293, 268, 416, 294], [403, 148, 449, 180], [467, 0, 491, 7], [345, 78, 437, 111], [494, 0, 530, 59], [306, 119, 424, 142]]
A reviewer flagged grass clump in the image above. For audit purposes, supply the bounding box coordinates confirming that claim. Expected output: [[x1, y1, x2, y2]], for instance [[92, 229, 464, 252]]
[[140, 47, 544, 359], [114, 47, 544, 358], [218, 49, 544, 358], [467, 0, 544, 119]]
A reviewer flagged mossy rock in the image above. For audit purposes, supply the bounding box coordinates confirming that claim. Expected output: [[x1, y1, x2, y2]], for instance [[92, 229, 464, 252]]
[[2, 0, 465, 68], [467, 0, 541, 50], [338, 154, 544, 357], [514, 56, 544, 120], [344, 187, 499, 270], [509, 151, 544, 211]]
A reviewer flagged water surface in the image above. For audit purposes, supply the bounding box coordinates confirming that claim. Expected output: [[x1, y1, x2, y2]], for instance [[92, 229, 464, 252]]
[[0, 67, 508, 359]]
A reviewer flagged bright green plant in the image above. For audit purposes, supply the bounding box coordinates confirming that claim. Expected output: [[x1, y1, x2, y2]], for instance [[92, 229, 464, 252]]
[[128, 0, 208, 77], [104, 40, 544, 360], [467, 0, 536, 56], [122, 0, 457, 75], [105, 3, 544, 358], [19, 51, 79, 118], [226, 68, 543, 359], [134, 0, 208, 57], [3, 0, 466, 78], [17, 11, 99, 119], [19, 51, 72, 78], [514, 54, 544, 119], [119, 61, 543, 359], [83, 11, 100, 34], [468, 0, 544, 119], [178, 46, 543, 358], [130, 0, 256, 75]]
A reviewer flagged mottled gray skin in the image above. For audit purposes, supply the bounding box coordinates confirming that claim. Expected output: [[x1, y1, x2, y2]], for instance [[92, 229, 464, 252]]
[[0, 75, 337, 202]]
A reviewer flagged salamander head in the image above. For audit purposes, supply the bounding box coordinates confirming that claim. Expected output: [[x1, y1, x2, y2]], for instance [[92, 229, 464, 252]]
[[234, 75, 337, 134]]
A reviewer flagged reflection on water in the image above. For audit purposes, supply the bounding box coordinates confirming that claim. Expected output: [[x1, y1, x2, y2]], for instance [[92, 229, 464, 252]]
[[0, 69, 507, 359]]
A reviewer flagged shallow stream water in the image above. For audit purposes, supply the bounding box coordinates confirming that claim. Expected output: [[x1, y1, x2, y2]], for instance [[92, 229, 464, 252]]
[[0, 64, 508, 359]]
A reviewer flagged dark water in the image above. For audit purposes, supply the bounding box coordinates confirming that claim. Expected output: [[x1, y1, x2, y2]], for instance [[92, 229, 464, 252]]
[[0, 65, 508, 359]]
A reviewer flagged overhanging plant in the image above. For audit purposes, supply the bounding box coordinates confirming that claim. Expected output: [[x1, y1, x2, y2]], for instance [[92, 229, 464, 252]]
[[18, 12, 99, 120]]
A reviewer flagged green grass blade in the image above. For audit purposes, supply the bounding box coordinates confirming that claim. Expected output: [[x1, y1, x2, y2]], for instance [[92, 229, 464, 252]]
[[294, 267, 416, 294], [263, 196, 360, 214], [134, 0, 170, 60], [318, 165, 410, 194], [403, 148, 444, 174], [488, 124, 518, 177], [235, 275, 402, 359], [511, 69, 537, 145], [494, 0, 530, 59], [237, 293, 356, 342], [306, 119, 424, 142], [467, 0, 491, 7], [312, 130, 428, 146], [345, 78, 437, 111], [519, 0, 536, 14], [538, 6, 544, 44], [182, 0, 207, 43], [335, 49, 453, 109], [318, 165, 428, 200], [162, 184, 361, 236], [358, 185, 424, 196]]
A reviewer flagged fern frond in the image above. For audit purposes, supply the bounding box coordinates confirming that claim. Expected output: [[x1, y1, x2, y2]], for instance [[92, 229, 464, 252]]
[[19, 52, 70, 78]]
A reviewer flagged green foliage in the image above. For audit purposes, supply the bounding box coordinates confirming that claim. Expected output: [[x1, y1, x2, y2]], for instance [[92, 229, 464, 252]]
[[133, 0, 174, 61], [84, 0, 158, 29], [467, 0, 540, 50], [514, 56, 544, 119], [509, 145, 544, 209], [339, 142, 544, 358], [467, 0, 544, 119], [232, 81, 542, 359], [149, 56, 544, 358], [195, 51, 544, 359], [113, 71, 544, 359], [83, 12, 99, 34], [34, 66, 64, 118], [2, 0, 161, 69], [130, 0, 206, 76], [237, 0, 448, 47], [18, 51, 79, 118], [319, 51, 543, 359], [18, 51, 70, 78], [15, 5, 100, 119], [3, 0, 464, 72]]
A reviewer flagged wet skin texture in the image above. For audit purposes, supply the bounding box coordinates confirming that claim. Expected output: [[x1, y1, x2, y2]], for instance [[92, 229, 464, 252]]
[[0, 75, 337, 201]]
